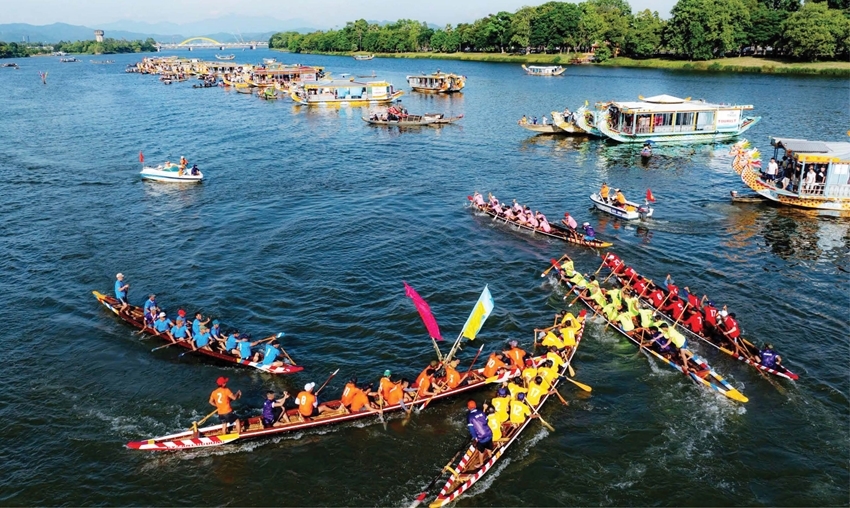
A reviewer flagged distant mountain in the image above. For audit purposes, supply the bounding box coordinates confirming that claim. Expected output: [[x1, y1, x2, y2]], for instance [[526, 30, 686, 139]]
[[0, 17, 318, 44]]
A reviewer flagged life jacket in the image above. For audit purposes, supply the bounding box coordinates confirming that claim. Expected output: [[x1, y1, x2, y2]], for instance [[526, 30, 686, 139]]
[[639, 308, 655, 328], [760, 349, 778, 368], [559, 327, 577, 347], [483, 354, 506, 378], [296, 391, 316, 417], [665, 327, 687, 349], [542, 331, 564, 349], [468, 409, 492, 442]]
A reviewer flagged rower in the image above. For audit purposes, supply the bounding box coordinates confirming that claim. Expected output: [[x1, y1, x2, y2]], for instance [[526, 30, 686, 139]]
[[342, 378, 374, 413], [614, 189, 627, 208], [261, 390, 291, 427], [483, 352, 508, 378], [621, 266, 639, 285], [416, 368, 438, 398], [663, 274, 679, 297], [384, 378, 410, 407], [295, 382, 333, 418], [658, 323, 693, 372], [223, 331, 239, 355], [440, 358, 465, 390], [472, 192, 486, 207], [486, 406, 503, 443], [153, 311, 173, 335], [615, 309, 636, 333], [414, 361, 439, 388], [521, 363, 538, 385], [143, 294, 157, 314], [143, 305, 158, 332], [603, 253, 624, 274], [719, 310, 745, 355], [526, 376, 549, 406], [379, 369, 395, 401], [114, 273, 130, 313], [560, 258, 576, 278], [623, 290, 641, 317], [259, 342, 285, 368], [209, 376, 242, 435], [600, 182, 610, 203], [562, 212, 578, 231], [682, 310, 704, 335], [237, 335, 259, 362], [647, 287, 666, 308], [509, 392, 533, 425], [209, 320, 222, 340], [702, 297, 719, 333], [466, 400, 493, 469], [682, 287, 700, 309], [662, 294, 686, 321], [192, 312, 210, 337], [169, 317, 190, 343], [536, 212, 552, 233], [631, 276, 648, 297], [507, 377, 528, 400], [527, 211, 540, 228], [537, 360, 559, 388], [582, 222, 596, 242], [504, 340, 529, 369], [756, 343, 782, 368], [539, 329, 564, 350], [491, 387, 511, 424], [193, 325, 212, 351], [511, 199, 523, 214]]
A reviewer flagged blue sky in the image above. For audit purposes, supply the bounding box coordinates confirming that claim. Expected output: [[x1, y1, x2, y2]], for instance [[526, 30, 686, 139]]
[[1, 0, 679, 27]]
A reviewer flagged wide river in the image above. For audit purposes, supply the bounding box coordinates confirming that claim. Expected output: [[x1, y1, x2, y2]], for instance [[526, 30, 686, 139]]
[[1, 50, 847, 506]]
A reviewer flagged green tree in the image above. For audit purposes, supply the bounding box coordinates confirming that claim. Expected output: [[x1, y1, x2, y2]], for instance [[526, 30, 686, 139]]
[[509, 6, 537, 51], [578, 3, 606, 51], [780, 1, 850, 59], [588, 0, 633, 52], [666, 0, 751, 59], [626, 9, 664, 57], [531, 2, 582, 51]]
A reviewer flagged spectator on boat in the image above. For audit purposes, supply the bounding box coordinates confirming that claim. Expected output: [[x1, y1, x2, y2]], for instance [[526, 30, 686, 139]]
[[296, 382, 333, 418], [114, 273, 130, 313], [519, 115, 528, 125], [803, 167, 817, 194], [582, 222, 596, 241], [542, 116, 548, 125], [210, 377, 242, 435], [756, 344, 782, 369], [532, 116, 538, 125], [816, 166, 826, 191], [599, 182, 610, 203], [191, 164, 200, 176], [261, 390, 291, 427], [562, 212, 578, 231], [466, 400, 494, 468], [766, 158, 779, 182]]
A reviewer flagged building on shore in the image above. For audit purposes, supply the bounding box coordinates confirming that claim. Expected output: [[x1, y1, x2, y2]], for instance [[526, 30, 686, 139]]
[[95, 30, 104, 42]]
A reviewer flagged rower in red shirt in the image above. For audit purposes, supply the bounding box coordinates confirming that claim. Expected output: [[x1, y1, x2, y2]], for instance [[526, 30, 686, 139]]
[[648, 287, 666, 308], [702, 297, 719, 331], [621, 266, 639, 285], [662, 295, 686, 321], [663, 274, 679, 296], [682, 311, 704, 335], [683, 287, 700, 309], [719, 308, 745, 355], [604, 253, 625, 274], [632, 276, 648, 296]]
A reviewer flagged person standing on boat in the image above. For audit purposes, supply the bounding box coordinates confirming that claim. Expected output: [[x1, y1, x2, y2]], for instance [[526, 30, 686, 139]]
[[143, 294, 157, 314], [766, 158, 779, 182], [114, 273, 129, 313], [209, 376, 242, 435], [599, 183, 610, 203], [466, 400, 493, 469]]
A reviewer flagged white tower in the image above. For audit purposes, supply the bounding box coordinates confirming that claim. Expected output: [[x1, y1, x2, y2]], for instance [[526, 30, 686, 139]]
[[94, 30, 104, 42]]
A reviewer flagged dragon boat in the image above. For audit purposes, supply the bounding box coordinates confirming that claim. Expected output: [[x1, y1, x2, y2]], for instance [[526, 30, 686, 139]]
[[550, 259, 748, 403], [603, 261, 798, 381], [92, 291, 301, 375], [416, 313, 586, 508], [467, 195, 612, 249], [126, 363, 521, 451]]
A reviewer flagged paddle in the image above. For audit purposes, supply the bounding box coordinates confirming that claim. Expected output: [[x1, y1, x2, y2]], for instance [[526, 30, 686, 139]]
[[562, 375, 592, 392], [409, 438, 474, 508], [550, 388, 570, 407], [315, 369, 340, 397], [528, 403, 555, 432], [464, 344, 486, 376], [378, 392, 387, 430], [190, 408, 218, 438], [541, 255, 568, 278], [151, 340, 183, 352]]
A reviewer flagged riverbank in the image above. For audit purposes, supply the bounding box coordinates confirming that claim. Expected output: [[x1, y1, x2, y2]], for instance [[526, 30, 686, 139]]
[[277, 49, 850, 76]]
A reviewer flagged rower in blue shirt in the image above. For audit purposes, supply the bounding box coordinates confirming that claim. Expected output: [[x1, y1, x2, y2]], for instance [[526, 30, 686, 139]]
[[169, 318, 190, 343], [260, 342, 283, 368], [153, 312, 173, 334], [143, 294, 157, 313], [193, 326, 212, 351], [114, 273, 130, 313], [210, 320, 222, 340], [237, 336, 257, 362], [192, 313, 210, 336], [224, 332, 239, 354]]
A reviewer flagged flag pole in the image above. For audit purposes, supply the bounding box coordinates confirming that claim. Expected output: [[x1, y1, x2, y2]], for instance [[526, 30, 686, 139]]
[[431, 337, 444, 362]]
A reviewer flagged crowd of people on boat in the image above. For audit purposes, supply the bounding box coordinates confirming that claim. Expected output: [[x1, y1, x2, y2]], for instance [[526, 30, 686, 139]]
[[518, 115, 550, 126], [463, 312, 583, 469], [556, 254, 783, 373], [761, 157, 828, 195], [369, 106, 409, 122], [471, 192, 598, 243], [162, 156, 201, 176]]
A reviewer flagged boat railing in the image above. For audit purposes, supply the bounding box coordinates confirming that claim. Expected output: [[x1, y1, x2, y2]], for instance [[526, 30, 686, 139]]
[[799, 183, 827, 196]]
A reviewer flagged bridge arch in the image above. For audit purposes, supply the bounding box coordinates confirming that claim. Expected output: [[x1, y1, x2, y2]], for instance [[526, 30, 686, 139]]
[[178, 37, 221, 46]]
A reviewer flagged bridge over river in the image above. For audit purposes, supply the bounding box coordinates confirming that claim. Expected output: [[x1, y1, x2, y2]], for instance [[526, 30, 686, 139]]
[[155, 37, 269, 51]]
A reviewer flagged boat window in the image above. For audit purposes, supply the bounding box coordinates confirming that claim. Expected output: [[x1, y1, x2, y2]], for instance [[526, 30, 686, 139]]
[[636, 114, 652, 134], [653, 113, 674, 133], [696, 111, 715, 130], [674, 112, 695, 132]]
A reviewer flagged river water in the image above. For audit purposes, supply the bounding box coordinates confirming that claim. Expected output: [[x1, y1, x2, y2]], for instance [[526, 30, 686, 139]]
[[0, 50, 847, 506]]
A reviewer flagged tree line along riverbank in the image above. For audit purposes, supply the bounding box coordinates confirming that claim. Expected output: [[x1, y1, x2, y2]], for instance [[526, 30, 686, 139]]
[[0, 38, 157, 58], [269, 0, 850, 71]]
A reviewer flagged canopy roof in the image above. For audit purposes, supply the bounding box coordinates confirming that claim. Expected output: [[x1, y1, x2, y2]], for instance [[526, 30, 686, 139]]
[[301, 79, 390, 88], [771, 137, 850, 159], [604, 95, 754, 113]]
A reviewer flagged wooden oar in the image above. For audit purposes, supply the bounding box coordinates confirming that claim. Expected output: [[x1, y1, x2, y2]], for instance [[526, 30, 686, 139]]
[[150, 340, 183, 352], [592, 256, 607, 277], [190, 408, 218, 438], [315, 369, 340, 397], [550, 388, 570, 407], [464, 344, 485, 376], [562, 375, 592, 392], [528, 402, 555, 431], [409, 438, 474, 508], [378, 392, 386, 430], [541, 255, 568, 277]]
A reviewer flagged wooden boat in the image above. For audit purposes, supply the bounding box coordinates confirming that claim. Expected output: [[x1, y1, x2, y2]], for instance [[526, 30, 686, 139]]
[[729, 190, 766, 203], [290, 79, 403, 106], [730, 138, 850, 211], [406, 72, 465, 93], [92, 291, 302, 376], [552, 260, 747, 403], [215, 54, 236, 60], [139, 163, 204, 183], [363, 115, 439, 127], [353, 54, 375, 60], [467, 195, 612, 249], [577, 94, 760, 144], [521, 64, 565, 76], [590, 192, 653, 220], [126, 363, 522, 451], [517, 120, 562, 134], [551, 111, 589, 134], [263, 58, 277, 64], [425, 113, 463, 125], [259, 88, 278, 100], [605, 264, 799, 381], [422, 314, 586, 507]]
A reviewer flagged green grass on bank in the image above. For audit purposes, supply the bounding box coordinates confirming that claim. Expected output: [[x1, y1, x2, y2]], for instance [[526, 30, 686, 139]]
[[276, 49, 850, 76]]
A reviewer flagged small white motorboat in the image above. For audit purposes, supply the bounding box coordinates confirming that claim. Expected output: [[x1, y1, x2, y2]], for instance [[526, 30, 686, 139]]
[[590, 193, 652, 220], [140, 164, 204, 183]]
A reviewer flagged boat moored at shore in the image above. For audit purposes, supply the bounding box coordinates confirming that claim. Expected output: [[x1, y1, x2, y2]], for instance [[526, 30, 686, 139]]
[[290, 79, 403, 106]]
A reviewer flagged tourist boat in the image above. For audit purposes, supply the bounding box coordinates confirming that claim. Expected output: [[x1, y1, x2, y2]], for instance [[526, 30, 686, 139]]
[[575, 94, 760, 144], [406, 72, 465, 93], [603, 262, 799, 381], [263, 57, 277, 64], [730, 138, 850, 211], [553, 259, 748, 403], [139, 163, 204, 183], [92, 291, 302, 375], [418, 314, 586, 508], [249, 64, 324, 89], [215, 54, 236, 60], [521, 64, 565, 76], [353, 54, 375, 60], [467, 194, 612, 249], [290, 79, 403, 106], [59, 57, 80, 62], [590, 191, 653, 220], [125, 362, 522, 451], [363, 112, 463, 127]]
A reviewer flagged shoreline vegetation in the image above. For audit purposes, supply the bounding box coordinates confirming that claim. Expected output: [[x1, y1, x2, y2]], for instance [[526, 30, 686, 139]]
[[276, 49, 850, 76], [0, 38, 156, 58]]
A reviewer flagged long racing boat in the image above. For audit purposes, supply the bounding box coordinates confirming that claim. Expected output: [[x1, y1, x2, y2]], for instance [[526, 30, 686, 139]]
[[92, 291, 302, 375], [603, 258, 798, 381], [467, 194, 612, 249], [418, 313, 586, 507], [551, 259, 748, 403]]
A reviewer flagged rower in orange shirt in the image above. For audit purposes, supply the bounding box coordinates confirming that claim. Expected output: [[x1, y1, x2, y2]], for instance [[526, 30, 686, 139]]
[[504, 340, 529, 368], [209, 376, 242, 435], [414, 361, 440, 388], [378, 369, 395, 400], [482, 352, 508, 378], [439, 358, 465, 390]]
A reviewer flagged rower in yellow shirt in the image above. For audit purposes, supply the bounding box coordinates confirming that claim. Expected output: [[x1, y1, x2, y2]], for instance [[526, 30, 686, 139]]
[[544, 349, 565, 370], [539, 329, 564, 349], [537, 360, 560, 388], [509, 392, 532, 425], [507, 379, 528, 401], [526, 376, 549, 406], [486, 406, 503, 442], [521, 365, 538, 386], [490, 387, 511, 423]]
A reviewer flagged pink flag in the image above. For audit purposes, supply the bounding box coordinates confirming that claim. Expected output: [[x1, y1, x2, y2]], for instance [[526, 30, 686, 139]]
[[403, 281, 443, 341]]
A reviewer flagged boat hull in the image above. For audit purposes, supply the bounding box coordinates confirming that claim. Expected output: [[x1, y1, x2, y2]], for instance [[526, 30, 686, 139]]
[[140, 166, 203, 183], [596, 113, 761, 144], [291, 90, 404, 107], [589, 193, 652, 220]]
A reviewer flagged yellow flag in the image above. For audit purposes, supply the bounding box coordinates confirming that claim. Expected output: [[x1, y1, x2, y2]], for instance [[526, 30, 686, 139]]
[[461, 286, 494, 340]]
